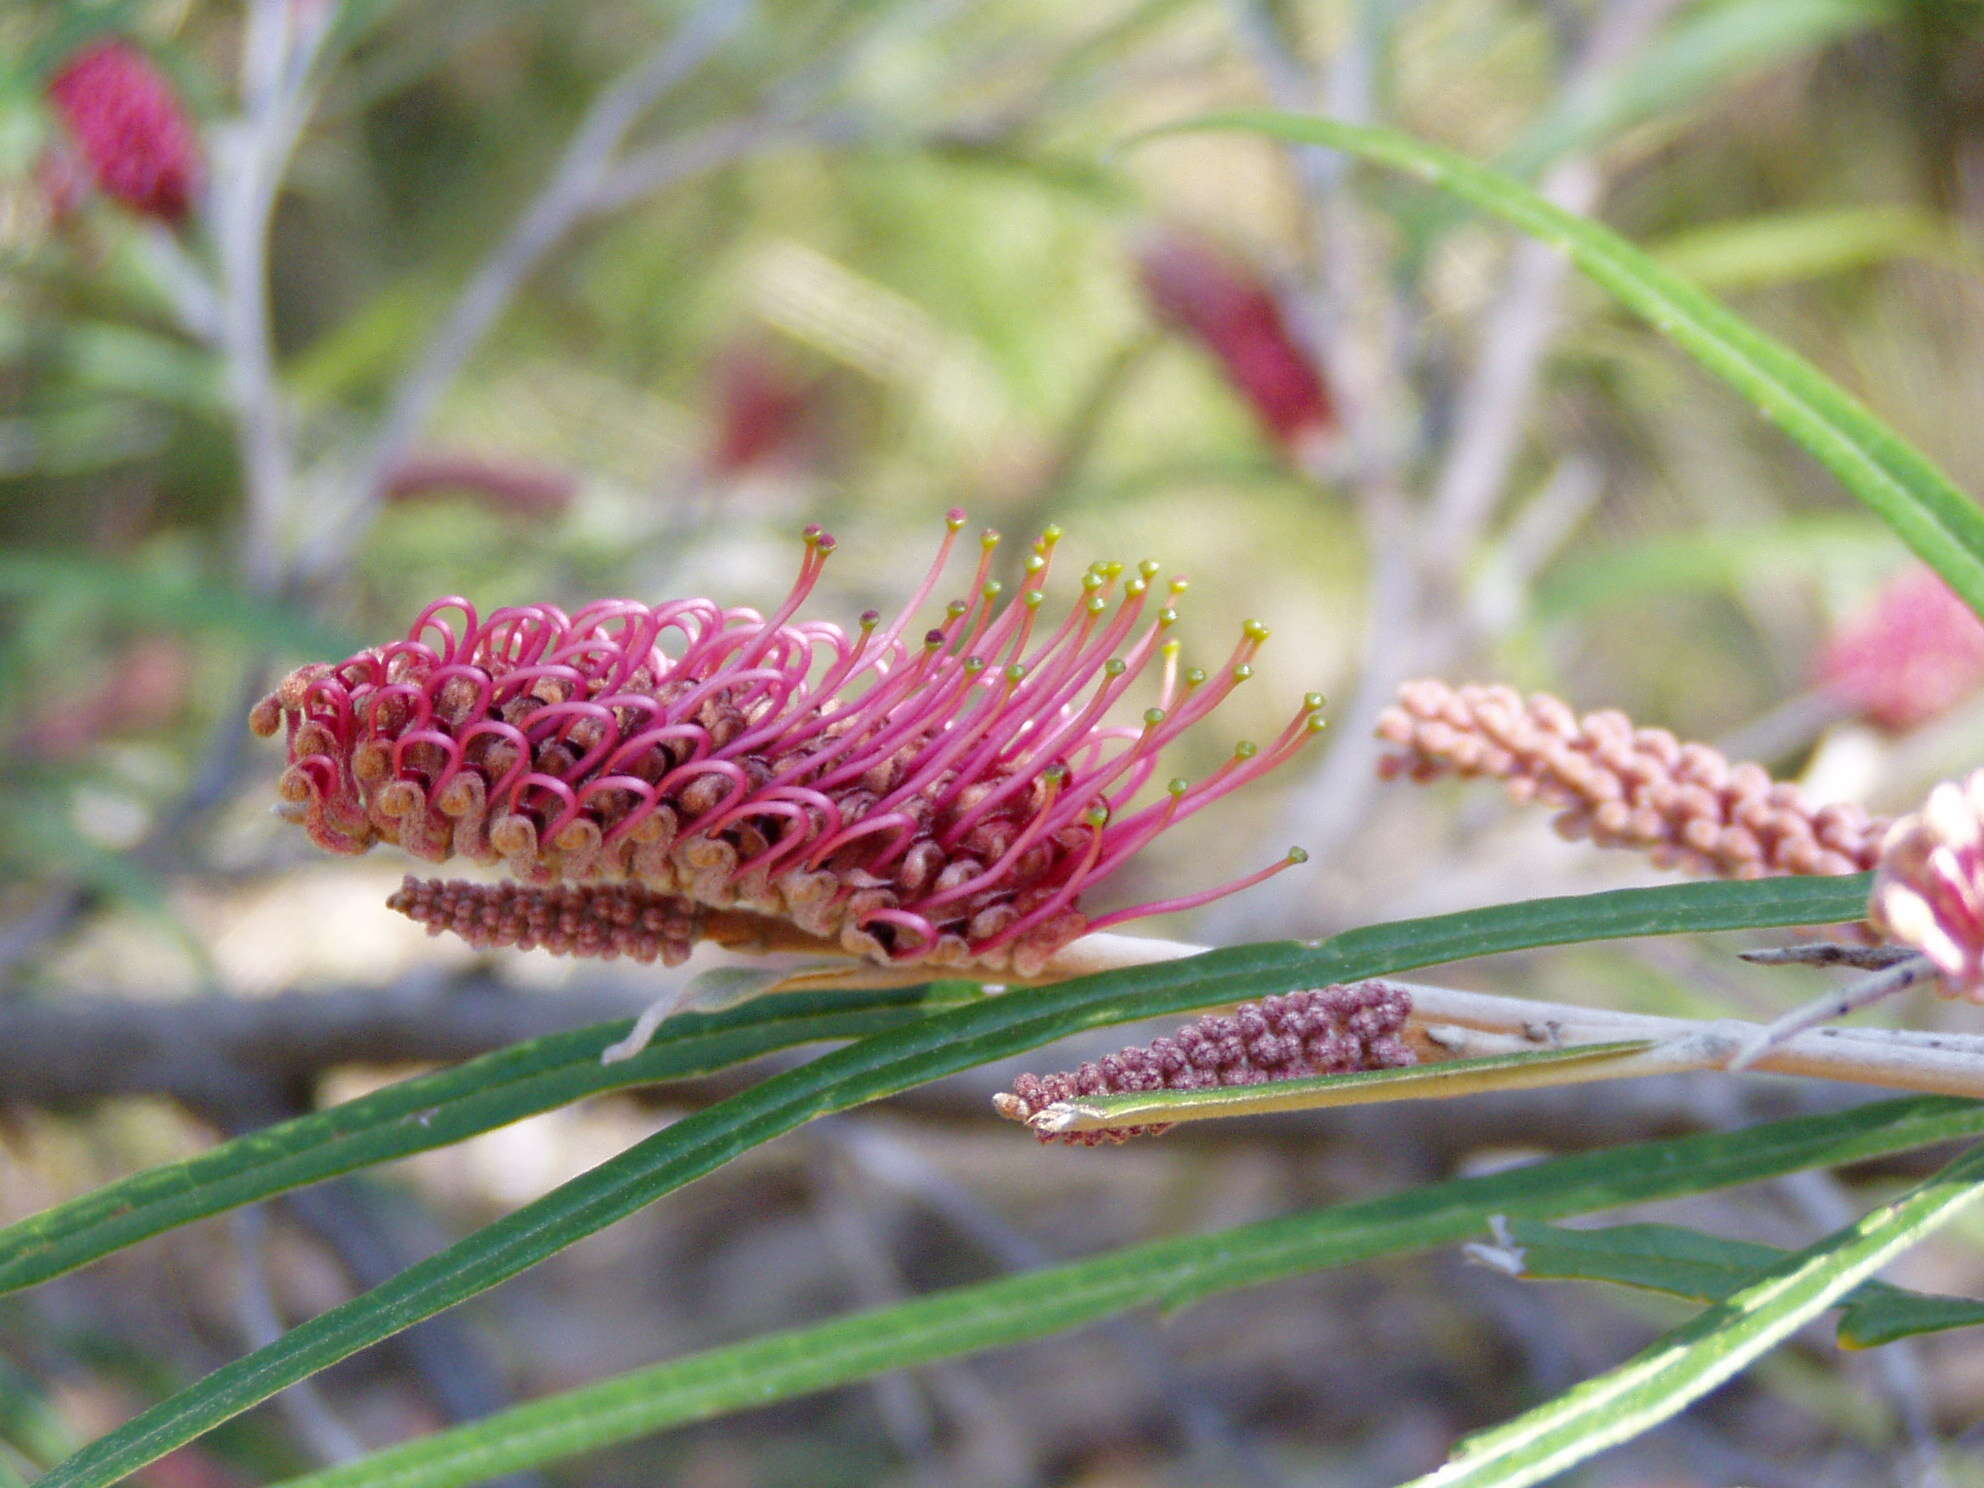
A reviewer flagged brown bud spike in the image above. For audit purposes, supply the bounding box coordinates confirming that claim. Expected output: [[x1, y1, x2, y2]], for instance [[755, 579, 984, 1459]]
[[998, 982, 1415, 1146], [387, 877, 705, 966]]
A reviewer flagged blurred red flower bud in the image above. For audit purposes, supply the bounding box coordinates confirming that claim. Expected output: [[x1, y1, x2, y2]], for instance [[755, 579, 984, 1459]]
[[1135, 231, 1336, 467], [18, 637, 194, 759], [44, 39, 203, 225], [1815, 566, 1984, 732], [708, 340, 816, 476], [382, 451, 578, 516]]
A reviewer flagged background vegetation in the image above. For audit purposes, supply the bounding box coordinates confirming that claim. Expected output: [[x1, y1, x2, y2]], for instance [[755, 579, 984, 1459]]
[[6, 0, 1984, 1484]]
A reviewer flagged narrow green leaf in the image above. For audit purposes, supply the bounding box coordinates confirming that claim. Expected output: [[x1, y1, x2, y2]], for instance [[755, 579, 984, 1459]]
[[1650, 205, 1972, 292], [34, 873, 1873, 1488], [1498, 0, 1890, 183], [1503, 1218, 1984, 1350], [1141, 112, 1984, 619], [1533, 516, 1888, 622], [0, 985, 968, 1297], [265, 1098, 1984, 1488], [1409, 1142, 1984, 1488], [1046, 1041, 1656, 1133]]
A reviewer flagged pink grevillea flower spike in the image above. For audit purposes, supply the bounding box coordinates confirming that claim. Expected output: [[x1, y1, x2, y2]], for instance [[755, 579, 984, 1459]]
[[251, 513, 1326, 979], [1815, 566, 1984, 733], [44, 39, 203, 224], [1870, 769, 1984, 1001]]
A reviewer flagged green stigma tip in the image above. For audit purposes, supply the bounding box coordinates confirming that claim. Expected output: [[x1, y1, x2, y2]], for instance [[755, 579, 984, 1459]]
[[981, 529, 1001, 549], [1306, 712, 1328, 732], [1167, 777, 1189, 796], [1043, 763, 1070, 784], [946, 599, 968, 618], [1169, 577, 1190, 595], [1157, 608, 1178, 628], [1234, 740, 1259, 760], [1125, 577, 1147, 598], [1086, 595, 1108, 614], [1242, 618, 1270, 641], [1287, 847, 1309, 864], [1104, 658, 1127, 677], [946, 512, 967, 532], [1025, 553, 1047, 575], [1005, 663, 1028, 683], [962, 656, 986, 673], [982, 580, 1003, 599], [1144, 707, 1166, 727], [1082, 571, 1105, 591], [1040, 525, 1063, 545], [1231, 663, 1254, 682], [1024, 590, 1046, 609], [1138, 559, 1161, 579], [1084, 805, 1110, 828], [1184, 667, 1207, 688], [1304, 692, 1326, 710]]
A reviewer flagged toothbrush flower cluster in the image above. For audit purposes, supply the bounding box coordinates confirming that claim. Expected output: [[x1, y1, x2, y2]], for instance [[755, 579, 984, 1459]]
[[251, 514, 1324, 977], [1870, 769, 1984, 1001]]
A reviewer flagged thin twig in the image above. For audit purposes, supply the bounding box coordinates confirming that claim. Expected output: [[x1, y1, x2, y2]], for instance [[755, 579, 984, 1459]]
[[296, 0, 756, 587], [214, 0, 338, 597], [229, 1207, 368, 1466], [1724, 954, 1939, 1072], [1740, 943, 1919, 970]]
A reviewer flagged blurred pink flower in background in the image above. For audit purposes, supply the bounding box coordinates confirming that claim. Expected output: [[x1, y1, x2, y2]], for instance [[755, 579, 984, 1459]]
[[382, 451, 579, 516], [1871, 768, 1984, 1000], [1135, 230, 1336, 469], [19, 637, 193, 759], [707, 339, 818, 476], [1815, 565, 1984, 732], [44, 39, 203, 225]]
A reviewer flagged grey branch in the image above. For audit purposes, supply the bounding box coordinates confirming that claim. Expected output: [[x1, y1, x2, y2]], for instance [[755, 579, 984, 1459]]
[[0, 973, 668, 1114], [299, 0, 756, 586]]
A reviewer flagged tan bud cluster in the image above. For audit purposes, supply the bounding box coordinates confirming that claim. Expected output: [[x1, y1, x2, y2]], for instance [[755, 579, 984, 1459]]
[[1376, 681, 1887, 880]]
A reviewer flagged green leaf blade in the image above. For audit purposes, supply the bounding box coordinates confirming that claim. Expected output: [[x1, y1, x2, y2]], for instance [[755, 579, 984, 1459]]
[[33, 874, 1875, 1488], [0, 986, 964, 1297], [1410, 1143, 1984, 1488], [268, 1096, 1984, 1488], [1505, 1218, 1984, 1350]]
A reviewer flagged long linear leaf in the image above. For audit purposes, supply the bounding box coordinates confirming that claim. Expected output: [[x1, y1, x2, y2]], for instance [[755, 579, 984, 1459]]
[[0, 985, 972, 1297], [35, 873, 1872, 1488], [1409, 1141, 1984, 1488], [1503, 1218, 1984, 1349], [263, 1096, 1984, 1488], [1143, 112, 1984, 618]]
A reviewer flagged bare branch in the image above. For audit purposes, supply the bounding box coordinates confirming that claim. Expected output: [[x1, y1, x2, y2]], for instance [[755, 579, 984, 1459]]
[[296, 0, 756, 586]]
